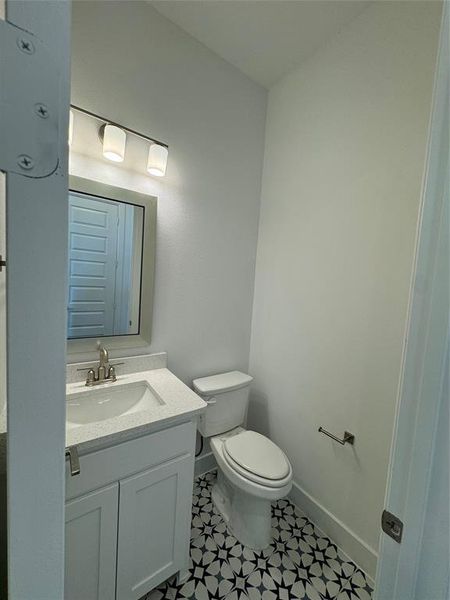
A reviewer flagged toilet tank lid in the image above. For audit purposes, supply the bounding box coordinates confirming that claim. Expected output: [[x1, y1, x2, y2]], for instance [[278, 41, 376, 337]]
[[193, 371, 253, 396]]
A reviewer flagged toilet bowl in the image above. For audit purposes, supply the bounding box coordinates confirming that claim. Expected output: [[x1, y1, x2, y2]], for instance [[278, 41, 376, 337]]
[[193, 370, 293, 550], [209, 427, 293, 550]]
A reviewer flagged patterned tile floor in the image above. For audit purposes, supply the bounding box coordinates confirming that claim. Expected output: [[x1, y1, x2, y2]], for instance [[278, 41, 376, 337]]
[[146, 471, 373, 600]]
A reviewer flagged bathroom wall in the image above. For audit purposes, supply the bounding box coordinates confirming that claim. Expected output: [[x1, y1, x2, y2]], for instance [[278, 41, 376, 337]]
[[70, 1, 266, 386], [248, 1, 441, 577]]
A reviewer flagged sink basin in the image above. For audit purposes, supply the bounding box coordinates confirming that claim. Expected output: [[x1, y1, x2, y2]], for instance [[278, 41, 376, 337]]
[[66, 380, 164, 426]]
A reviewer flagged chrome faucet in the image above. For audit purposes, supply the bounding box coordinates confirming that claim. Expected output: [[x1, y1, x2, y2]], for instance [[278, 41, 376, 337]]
[[83, 347, 122, 387]]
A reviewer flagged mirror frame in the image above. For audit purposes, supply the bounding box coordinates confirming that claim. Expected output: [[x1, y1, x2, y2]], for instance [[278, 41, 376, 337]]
[[67, 175, 157, 355]]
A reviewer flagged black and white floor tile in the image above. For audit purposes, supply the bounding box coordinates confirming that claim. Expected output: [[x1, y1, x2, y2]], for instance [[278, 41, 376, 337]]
[[145, 471, 373, 600]]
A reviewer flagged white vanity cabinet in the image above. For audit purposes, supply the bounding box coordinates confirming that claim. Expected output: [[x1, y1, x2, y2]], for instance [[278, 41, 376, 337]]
[[65, 484, 119, 600], [64, 420, 196, 600], [116, 454, 192, 598]]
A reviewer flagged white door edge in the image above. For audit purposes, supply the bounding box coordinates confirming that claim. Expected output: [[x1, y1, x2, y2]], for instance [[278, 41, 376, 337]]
[[374, 4, 450, 598]]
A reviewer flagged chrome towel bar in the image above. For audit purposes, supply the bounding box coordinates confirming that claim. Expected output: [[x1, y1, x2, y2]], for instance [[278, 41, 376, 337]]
[[318, 427, 355, 446]]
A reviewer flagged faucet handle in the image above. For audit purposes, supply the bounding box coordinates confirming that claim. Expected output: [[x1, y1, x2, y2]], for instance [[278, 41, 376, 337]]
[[85, 369, 96, 386]]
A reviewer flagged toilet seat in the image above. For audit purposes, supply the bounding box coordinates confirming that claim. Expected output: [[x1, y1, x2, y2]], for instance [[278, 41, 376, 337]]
[[210, 429, 293, 501], [223, 431, 292, 489]]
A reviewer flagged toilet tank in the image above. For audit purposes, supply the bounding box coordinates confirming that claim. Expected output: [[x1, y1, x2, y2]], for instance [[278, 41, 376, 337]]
[[193, 371, 253, 437]]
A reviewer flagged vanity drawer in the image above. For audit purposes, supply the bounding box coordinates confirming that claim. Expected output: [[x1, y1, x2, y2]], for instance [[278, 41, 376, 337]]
[[66, 420, 196, 500]]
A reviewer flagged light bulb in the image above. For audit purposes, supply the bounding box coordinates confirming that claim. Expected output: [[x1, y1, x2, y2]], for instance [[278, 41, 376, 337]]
[[102, 124, 126, 162], [147, 143, 168, 177]]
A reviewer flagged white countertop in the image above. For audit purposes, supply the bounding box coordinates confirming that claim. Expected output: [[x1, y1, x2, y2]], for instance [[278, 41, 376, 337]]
[[66, 367, 206, 451]]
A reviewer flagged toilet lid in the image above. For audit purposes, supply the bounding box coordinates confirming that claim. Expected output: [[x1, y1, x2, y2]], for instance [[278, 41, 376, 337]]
[[223, 431, 290, 481]]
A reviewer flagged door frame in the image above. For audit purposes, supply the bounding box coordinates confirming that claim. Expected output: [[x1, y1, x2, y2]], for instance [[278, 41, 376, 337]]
[[4, 1, 71, 598], [374, 4, 449, 598]]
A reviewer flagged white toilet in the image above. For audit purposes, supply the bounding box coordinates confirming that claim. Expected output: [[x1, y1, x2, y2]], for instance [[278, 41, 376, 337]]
[[193, 371, 292, 550]]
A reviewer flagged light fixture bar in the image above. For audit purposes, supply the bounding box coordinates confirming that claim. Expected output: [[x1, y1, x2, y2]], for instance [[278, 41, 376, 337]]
[[70, 104, 168, 150]]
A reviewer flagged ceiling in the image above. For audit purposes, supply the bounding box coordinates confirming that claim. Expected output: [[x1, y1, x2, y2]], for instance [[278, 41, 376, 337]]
[[150, 1, 371, 89]]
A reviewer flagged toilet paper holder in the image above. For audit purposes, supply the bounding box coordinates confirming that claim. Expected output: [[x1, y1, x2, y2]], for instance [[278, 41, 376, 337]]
[[318, 427, 355, 446]]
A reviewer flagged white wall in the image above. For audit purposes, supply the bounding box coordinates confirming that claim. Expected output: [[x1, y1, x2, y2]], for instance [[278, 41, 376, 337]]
[[70, 1, 266, 385], [249, 1, 441, 577]]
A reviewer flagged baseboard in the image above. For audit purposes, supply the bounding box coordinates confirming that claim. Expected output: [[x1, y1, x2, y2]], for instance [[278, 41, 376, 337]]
[[194, 452, 217, 478], [289, 480, 377, 582]]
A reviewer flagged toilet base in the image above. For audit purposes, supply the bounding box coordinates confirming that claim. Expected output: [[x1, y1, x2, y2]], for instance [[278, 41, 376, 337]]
[[211, 470, 272, 551]]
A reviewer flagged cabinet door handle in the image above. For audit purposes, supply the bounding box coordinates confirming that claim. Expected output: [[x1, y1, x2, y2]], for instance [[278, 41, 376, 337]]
[[65, 446, 80, 476]]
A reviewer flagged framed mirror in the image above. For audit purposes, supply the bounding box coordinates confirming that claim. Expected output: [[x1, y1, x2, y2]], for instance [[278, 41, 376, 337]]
[[67, 176, 156, 353]]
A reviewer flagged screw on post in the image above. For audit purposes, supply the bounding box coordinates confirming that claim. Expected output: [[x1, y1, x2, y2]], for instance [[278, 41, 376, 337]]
[[16, 37, 35, 55], [35, 103, 49, 119], [17, 155, 34, 170]]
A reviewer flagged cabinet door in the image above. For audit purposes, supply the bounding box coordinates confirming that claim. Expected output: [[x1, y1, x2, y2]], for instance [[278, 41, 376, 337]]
[[116, 455, 193, 600], [65, 483, 119, 600]]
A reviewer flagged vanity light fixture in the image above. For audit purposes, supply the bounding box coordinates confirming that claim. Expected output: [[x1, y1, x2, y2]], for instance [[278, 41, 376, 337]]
[[68, 109, 74, 146], [101, 124, 126, 163], [147, 143, 168, 177], [70, 105, 169, 176]]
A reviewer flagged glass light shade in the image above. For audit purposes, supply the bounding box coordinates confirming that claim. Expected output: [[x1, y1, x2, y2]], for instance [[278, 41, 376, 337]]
[[147, 143, 168, 177], [68, 110, 74, 146], [102, 124, 126, 162]]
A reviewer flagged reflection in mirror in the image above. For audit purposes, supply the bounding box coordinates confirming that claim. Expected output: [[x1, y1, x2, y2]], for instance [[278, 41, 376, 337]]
[[68, 190, 144, 339]]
